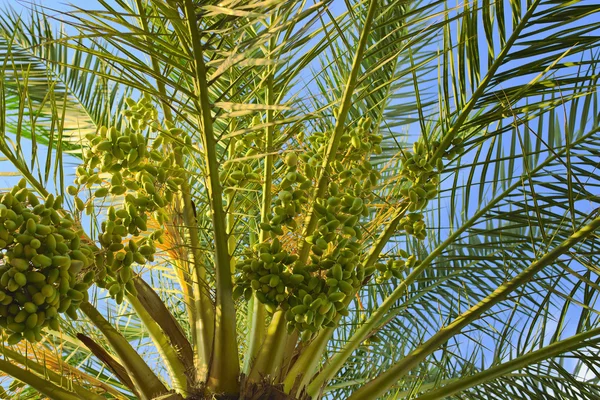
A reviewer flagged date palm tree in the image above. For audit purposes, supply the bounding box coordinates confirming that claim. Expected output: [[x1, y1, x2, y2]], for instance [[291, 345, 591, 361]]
[[0, 0, 599, 399]]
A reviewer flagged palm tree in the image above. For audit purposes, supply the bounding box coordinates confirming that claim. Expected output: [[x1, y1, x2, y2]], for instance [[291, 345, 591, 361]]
[[0, 0, 598, 398]]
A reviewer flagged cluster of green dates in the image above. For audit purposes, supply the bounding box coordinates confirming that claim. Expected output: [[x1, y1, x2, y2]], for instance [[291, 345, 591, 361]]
[[94, 209, 163, 303], [122, 95, 159, 131], [374, 250, 419, 283], [234, 117, 386, 338], [259, 152, 311, 235], [300, 117, 381, 302], [234, 238, 374, 341], [235, 116, 266, 156], [233, 239, 297, 309], [221, 163, 261, 187], [398, 135, 463, 238], [73, 97, 184, 302], [284, 240, 372, 339], [0, 95, 189, 343], [220, 120, 265, 188], [0, 181, 95, 344], [398, 212, 427, 241]]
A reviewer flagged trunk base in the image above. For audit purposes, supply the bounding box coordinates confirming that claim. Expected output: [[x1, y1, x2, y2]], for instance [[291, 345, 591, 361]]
[[165, 381, 302, 400], [240, 380, 299, 400]]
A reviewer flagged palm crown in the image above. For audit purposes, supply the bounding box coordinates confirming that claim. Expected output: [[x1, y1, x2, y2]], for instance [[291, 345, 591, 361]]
[[0, 0, 598, 399]]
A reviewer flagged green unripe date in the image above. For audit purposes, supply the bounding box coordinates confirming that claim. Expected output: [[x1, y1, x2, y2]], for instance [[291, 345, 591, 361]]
[[338, 280, 353, 294], [41, 285, 55, 298], [328, 292, 346, 302], [10, 258, 28, 270], [285, 152, 298, 167], [25, 313, 38, 329], [7, 332, 22, 345], [23, 302, 37, 314], [13, 273, 26, 287], [26, 218, 37, 234]]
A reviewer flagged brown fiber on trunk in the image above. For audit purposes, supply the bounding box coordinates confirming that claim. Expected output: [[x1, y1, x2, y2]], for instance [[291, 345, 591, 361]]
[[239, 380, 300, 400]]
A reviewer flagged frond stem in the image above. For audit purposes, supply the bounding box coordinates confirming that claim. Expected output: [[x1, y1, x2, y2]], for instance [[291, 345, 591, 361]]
[[133, 0, 212, 384], [80, 302, 168, 400], [0, 347, 108, 400], [0, 358, 84, 400], [127, 294, 189, 394], [182, 0, 239, 393], [297, 0, 378, 262], [432, 0, 541, 159], [247, 40, 282, 380]]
